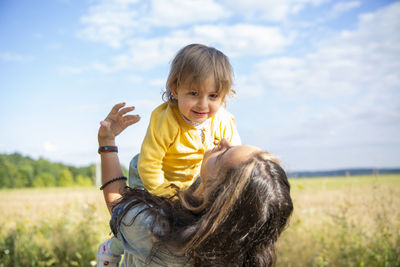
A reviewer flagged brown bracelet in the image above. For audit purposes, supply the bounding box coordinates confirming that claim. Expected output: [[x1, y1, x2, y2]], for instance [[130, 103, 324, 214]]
[[100, 176, 127, 190]]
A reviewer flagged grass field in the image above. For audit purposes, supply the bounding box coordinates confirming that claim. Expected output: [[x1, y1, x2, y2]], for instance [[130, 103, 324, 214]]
[[278, 174, 400, 266], [0, 174, 399, 266]]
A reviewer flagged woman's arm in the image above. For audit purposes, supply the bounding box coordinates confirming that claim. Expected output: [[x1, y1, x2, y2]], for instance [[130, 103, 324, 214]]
[[98, 102, 140, 214]]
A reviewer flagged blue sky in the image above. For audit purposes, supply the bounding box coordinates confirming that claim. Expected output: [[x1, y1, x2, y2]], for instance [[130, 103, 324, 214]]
[[0, 0, 399, 172]]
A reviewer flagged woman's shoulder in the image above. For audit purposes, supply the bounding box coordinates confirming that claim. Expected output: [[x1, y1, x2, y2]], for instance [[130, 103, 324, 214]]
[[112, 201, 168, 237], [112, 201, 190, 266], [112, 202, 154, 230]]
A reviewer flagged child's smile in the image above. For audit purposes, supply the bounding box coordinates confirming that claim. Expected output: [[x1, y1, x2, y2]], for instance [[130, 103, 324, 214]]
[[191, 110, 208, 118]]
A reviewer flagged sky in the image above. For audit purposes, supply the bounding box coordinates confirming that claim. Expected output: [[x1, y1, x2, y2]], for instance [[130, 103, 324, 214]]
[[0, 0, 399, 172]]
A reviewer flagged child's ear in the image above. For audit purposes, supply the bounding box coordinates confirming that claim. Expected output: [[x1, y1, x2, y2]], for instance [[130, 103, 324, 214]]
[[170, 84, 178, 99]]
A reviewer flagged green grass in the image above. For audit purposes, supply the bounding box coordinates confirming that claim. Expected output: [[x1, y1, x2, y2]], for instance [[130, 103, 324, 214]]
[[0, 175, 399, 266], [0, 186, 110, 267], [289, 174, 400, 191], [277, 174, 400, 266]]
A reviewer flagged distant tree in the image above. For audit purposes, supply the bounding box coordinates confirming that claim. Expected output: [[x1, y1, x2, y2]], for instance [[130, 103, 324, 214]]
[[32, 176, 44, 187], [76, 174, 93, 186], [0, 153, 98, 188], [35, 158, 60, 180], [72, 164, 96, 184], [4, 161, 21, 188], [33, 172, 56, 187], [58, 168, 74, 187], [0, 157, 11, 188], [18, 164, 34, 187]]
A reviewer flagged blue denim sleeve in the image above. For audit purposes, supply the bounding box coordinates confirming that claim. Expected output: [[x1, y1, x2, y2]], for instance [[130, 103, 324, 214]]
[[110, 201, 130, 236], [109, 202, 157, 262], [109, 202, 190, 266]]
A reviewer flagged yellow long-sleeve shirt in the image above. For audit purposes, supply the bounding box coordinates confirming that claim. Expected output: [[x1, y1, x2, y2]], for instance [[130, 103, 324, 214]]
[[138, 102, 241, 197]]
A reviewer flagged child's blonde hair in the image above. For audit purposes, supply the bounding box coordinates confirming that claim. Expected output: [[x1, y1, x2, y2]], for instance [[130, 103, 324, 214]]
[[164, 44, 234, 103]]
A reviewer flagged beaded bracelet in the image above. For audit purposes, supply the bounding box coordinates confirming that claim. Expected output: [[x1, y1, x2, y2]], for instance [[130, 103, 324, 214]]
[[98, 146, 118, 154], [100, 176, 127, 190]]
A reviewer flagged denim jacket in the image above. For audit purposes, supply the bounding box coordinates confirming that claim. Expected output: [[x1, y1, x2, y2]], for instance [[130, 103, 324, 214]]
[[110, 202, 190, 267]]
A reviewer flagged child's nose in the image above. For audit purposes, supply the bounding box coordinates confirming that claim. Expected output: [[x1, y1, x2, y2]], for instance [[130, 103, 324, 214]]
[[197, 96, 208, 108]]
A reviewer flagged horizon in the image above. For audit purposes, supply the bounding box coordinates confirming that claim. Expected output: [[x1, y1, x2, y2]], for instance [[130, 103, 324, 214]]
[[2, 150, 400, 174], [1, 0, 399, 173]]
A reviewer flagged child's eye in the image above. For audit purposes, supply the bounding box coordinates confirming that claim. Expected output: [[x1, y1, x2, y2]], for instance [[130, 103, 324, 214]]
[[188, 91, 198, 96], [209, 93, 219, 99]]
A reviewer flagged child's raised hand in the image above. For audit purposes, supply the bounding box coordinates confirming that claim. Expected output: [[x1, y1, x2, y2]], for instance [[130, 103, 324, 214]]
[[98, 102, 140, 143]]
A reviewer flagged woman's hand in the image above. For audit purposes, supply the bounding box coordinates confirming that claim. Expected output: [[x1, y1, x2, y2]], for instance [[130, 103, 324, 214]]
[[98, 102, 140, 145]]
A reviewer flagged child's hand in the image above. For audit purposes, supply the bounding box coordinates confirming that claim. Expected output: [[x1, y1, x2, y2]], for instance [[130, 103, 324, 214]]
[[98, 102, 140, 145]]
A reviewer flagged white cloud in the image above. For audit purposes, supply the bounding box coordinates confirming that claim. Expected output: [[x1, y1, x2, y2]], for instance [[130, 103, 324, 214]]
[[236, 2, 400, 170], [125, 99, 160, 112], [190, 24, 289, 56], [78, 0, 140, 48], [81, 23, 289, 72], [126, 75, 144, 83], [77, 0, 302, 72], [0, 52, 32, 62], [234, 75, 265, 97], [244, 89, 400, 171], [78, 0, 228, 48], [68, 104, 100, 113], [58, 65, 87, 74], [149, 78, 165, 87], [221, 0, 330, 21], [280, 94, 399, 145], [251, 2, 400, 98], [122, 37, 184, 70], [91, 61, 115, 73], [43, 141, 57, 153], [328, 1, 360, 19], [145, 0, 228, 27]]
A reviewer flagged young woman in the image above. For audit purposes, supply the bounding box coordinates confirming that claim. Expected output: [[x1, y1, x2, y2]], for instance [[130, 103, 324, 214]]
[[97, 103, 293, 267]]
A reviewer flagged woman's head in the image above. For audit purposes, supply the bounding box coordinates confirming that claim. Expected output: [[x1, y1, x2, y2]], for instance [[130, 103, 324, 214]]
[[164, 44, 234, 124], [178, 140, 294, 266], [199, 138, 261, 182], [115, 140, 293, 266]]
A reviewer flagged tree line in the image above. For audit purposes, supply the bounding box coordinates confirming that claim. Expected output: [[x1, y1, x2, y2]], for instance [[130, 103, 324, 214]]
[[0, 152, 96, 188]]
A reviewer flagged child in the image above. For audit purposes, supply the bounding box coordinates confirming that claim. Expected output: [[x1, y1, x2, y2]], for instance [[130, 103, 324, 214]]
[[97, 44, 241, 266]]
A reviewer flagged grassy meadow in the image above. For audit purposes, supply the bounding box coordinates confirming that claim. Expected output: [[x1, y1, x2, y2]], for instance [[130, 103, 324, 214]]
[[0, 174, 399, 266], [278, 174, 400, 266]]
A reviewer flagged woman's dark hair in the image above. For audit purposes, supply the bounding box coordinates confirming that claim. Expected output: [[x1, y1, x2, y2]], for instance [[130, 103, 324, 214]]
[[113, 151, 293, 266]]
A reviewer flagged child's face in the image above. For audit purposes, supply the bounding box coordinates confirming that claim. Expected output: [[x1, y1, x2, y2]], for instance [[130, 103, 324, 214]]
[[172, 75, 224, 124]]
